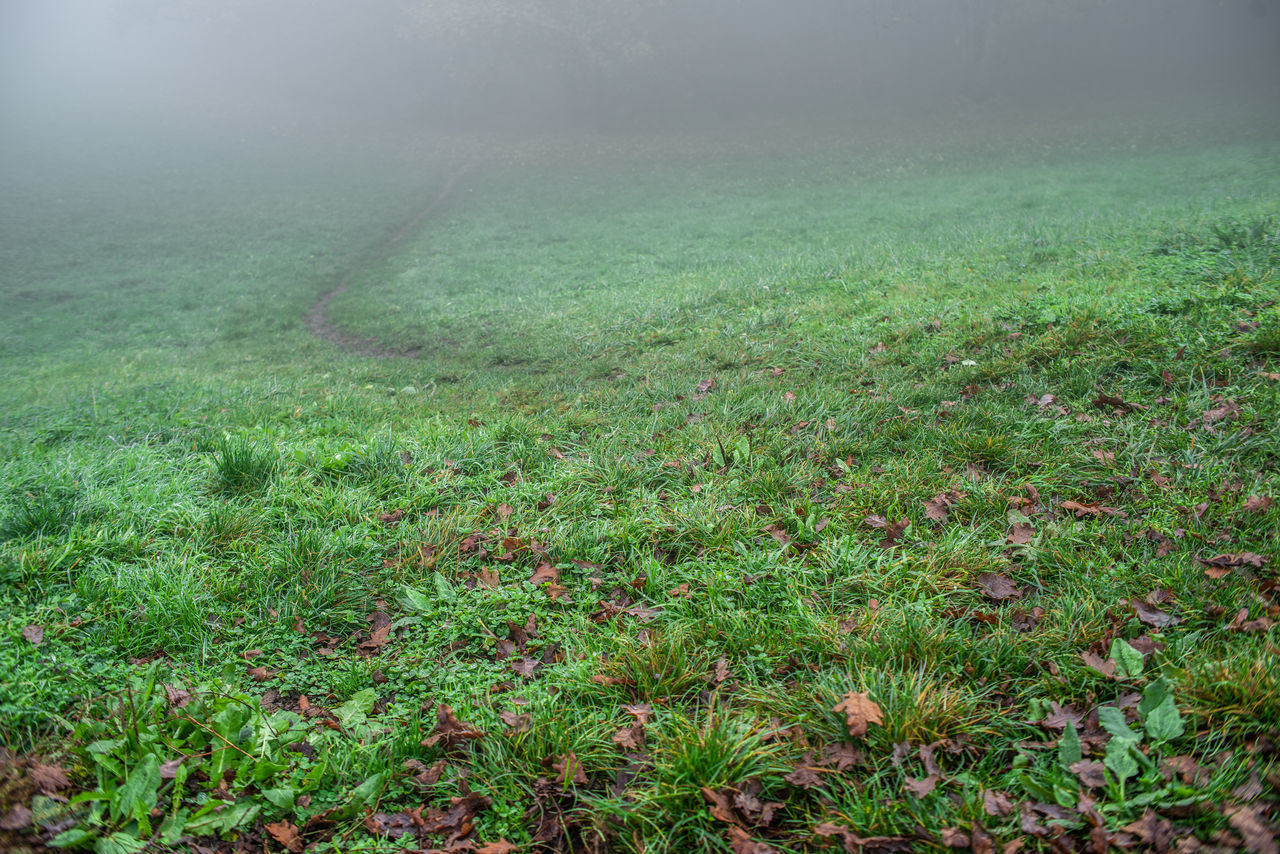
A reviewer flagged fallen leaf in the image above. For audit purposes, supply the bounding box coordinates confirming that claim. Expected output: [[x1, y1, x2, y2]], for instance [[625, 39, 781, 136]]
[[0, 805, 32, 831], [624, 703, 654, 724], [1006, 522, 1034, 545], [702, 787, 739, 824], [1225, 803, 1279, 854], [784, 763, 824, 789], [1081, 651, 1115, 679], [904, 774, 940, 797], [1070, 760, 1107, 789], [405, 757, 448, 787], [728, 825, 777, 854], [265, 820, 304, 853], [247, 666, 273, 682], [1228, 608, 1275, 633], [612, 725, 645, 751], [551, 752, 588, 789], [422, 703, 484, 748], [21, 624, 43, 646], [1124, 598, 1181, 629], [29, 763, 70, 793], [833, 690, 883, 738], [476, 841, 520, 854], [364, 811, 420, 839], [975, 572, 1023, 601], [1242, 495, 1274, 514], [940, 827, 971, 848], [1202, 552, 1267, 570], [377, 509, 405, 526], [983, 789, 1014, 817], [925, 491, 963, 524]]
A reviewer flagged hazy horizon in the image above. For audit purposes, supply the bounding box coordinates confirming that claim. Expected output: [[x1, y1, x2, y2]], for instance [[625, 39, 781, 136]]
[[2, 0, 1278, 155]]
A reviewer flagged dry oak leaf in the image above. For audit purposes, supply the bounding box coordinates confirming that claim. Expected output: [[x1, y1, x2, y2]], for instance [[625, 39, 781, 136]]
[[1124, 597, 1181, 629], [265, 820, 304, 853], [701, 787, 739, 824], [612, 724, 645, 751], [1225, 803, 1279, 854], [1202, 552, 1268, 570], [1228, 608, 1276, 633], [1070, 759, 1107, 789], [550, 752, 588, 790], [422, 703, 484, 748], [785, 764, 825, 789], [975, 572, 1023, 602], [30, 763, 71, 793], [833, 690, 883, 738], [475, 842, 519, 854], [904, 774, 940, 798], [1242, 495, 1274, 513], [1006, 522, 1034, 545], [364, 810, 420, 839], [728, 825, 778, 854], [983, 789, 1014, 817], [0, 805, 33, 831], [813, 822, 913, 853]]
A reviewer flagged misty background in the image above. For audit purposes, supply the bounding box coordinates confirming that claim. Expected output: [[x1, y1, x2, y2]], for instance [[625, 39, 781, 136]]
[[2, 0, 1278, 152]]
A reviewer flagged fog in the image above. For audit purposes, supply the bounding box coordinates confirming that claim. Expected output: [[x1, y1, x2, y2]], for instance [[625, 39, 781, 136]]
[[2, 0, 1278, 154]]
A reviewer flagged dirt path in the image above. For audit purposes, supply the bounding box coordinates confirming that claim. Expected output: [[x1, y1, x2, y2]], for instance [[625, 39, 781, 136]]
[[305, 165, 470, 358]]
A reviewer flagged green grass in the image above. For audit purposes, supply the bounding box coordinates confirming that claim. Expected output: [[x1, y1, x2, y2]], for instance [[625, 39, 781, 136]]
[[1, 125, 1278, 852]]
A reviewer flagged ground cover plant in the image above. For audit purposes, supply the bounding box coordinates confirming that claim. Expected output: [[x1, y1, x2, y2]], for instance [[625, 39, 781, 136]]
[[1, 124, 1279, 852]]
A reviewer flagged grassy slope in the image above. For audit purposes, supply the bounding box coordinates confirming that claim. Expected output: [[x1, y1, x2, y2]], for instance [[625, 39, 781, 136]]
[[1, 127, 1278, 852]]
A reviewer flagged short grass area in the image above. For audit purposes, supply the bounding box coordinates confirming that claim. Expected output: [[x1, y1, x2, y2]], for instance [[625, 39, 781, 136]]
[[1, 127, 1279, 852]]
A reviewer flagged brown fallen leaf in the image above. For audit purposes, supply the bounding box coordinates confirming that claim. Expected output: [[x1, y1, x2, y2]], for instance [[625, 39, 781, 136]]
[[702, 787, 739, 824], [784, 763, 824, 789], [983, 789, 1014, 818], [924, 491, 964, 524], [422, 703, 484, 748], [377, 509, 405, 526], [0, 805, 33, 831], [1225, 803, 1279, 854], [1070, 760, 1107, 789], [940, 827, 971, 848], [975, 572, 1023, 601], [1228, 608, 1276, 633], [1124, 597, 1181, 629], [476, 841, 520, 854], [247, 666, 273, 682], [405, 757, 448, 787], [550, 752, 588, 790], [1242, 495, 1274, 514], [29, 763, 71, 793], [1006, 522, 1034, 545], [612, 724, 645, 751], [265, 820, 304, 853], [21, 624, 43, 646], [904, 774, 940, 798], [1081, 651, 1115, 679], [1202, 552, 1268, 570], [364, 810, 420, 839], [833, 690, 883, 738]]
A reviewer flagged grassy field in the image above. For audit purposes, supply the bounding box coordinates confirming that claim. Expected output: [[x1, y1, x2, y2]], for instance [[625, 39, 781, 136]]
[[1, 124, 1279, 853]]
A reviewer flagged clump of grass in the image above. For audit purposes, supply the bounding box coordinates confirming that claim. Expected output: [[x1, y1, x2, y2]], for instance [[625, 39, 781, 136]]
[[211, 435, 278, 495], [0, 484, 86, 541]]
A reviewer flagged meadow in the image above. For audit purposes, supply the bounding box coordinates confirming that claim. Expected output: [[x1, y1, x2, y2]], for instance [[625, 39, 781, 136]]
[[1, 121, 1278, 852]]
